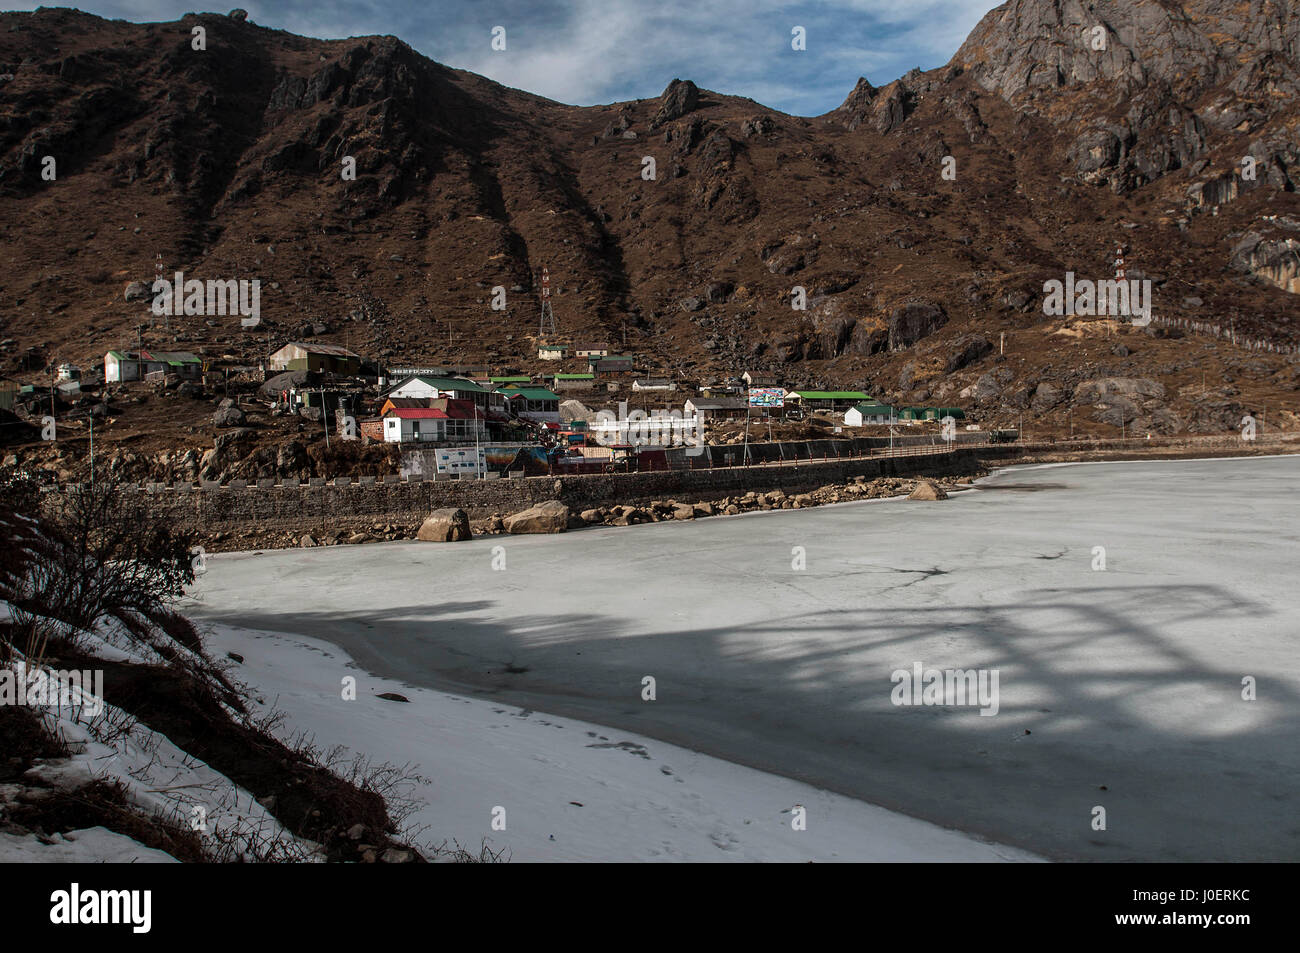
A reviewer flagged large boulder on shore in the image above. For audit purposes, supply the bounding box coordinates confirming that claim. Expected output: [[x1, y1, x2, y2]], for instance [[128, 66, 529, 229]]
[[504, 500, 570, 534], [907, 481, 948, 501], [417, 508, 471, 542]]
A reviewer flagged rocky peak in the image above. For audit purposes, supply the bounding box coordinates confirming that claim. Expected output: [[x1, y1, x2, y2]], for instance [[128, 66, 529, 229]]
[[651, 78, 700, 128]]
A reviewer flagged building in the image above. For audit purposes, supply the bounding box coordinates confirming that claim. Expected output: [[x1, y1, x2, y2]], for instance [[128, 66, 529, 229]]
[[104, 350, 142, 383], [489, 375, 531, 386], [446, 364, 490, 379], [538, 344, 569, 361], [503, 386, 561, 424], [382, 407, 450, 443], [0, 377, 20, 412], [382, 399, 492, 444], [925, 407, 967, 421], [378, 397, 433, 417], [742, 371, 778, 388], [845, 402, 896, 426], [590, 356, 636, 376], [385, 375, 507, 414], [574, 345, 611, 358], [699, 379, 743, 397], [631, 378, 676, 392], [269, 342, 362, 375], [551, 372, 595, 391], [140, 350, 203, 381], [786, 389, 871, 411], [685, 397, 748, 420]]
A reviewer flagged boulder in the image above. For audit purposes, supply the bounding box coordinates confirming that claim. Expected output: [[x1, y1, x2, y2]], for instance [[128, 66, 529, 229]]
[[907, 481, 948, 501], [300, 534, 318, 547], [417, 508, 471, 542], [672, 504, 695, 520], [579, 508, 603, 523], [504, 500, 570, 534], [213, 406, 246, 427]]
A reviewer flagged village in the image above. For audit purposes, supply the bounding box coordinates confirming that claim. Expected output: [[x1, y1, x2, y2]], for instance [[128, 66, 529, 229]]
[[0, 331, 995, 484]]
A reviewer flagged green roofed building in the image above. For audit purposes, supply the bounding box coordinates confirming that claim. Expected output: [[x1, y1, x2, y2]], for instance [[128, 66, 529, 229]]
[[844, 402, 895, 426], [788, 389, 871, 410], [490, 375, 531, 384], [505, 386, 561, 424]]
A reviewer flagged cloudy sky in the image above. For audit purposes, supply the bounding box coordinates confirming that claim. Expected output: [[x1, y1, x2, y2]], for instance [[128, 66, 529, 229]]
[[6, 1, 1000, 114]]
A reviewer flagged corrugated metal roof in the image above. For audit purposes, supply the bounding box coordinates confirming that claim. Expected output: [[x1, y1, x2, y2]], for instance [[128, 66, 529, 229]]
[[505, 387, 560, 401], [141, 350, 200, 364], [386, 408, 449, 419], [398, 375, 488, 393], [277, 342, 360, 358], [791, 390, 870, 400]]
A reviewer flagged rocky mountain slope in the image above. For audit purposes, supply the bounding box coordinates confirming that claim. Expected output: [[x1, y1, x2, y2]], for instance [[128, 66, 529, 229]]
[[0, 2, 1298, 446]]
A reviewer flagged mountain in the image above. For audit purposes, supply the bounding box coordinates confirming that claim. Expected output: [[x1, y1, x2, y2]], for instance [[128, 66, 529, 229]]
[[1, 2, 1298, 444]]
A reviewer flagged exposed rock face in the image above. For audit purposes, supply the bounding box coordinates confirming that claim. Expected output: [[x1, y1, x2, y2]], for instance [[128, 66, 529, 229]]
[[504, 500, 570, 534], [1073, 378, 1165, 404], [833, 77, 877, 130], [276, 440, 308, 475], [1231, 233, 1300, 293], [888, 301, 948, 350], [832, 76, 916, 133], [651, 79, 700, 128], [1029, 381, 1064, 413], [416, 507, 471, 542], [945, 334, 993, 373], [955, 0, 1300, 192]]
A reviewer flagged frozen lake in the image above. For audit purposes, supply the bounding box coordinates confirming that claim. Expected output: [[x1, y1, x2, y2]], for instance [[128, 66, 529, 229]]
[[186, 456, 1300, 861]]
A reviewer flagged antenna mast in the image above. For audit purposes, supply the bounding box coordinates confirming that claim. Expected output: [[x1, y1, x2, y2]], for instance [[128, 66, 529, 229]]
[[538, 266, 558, 340]]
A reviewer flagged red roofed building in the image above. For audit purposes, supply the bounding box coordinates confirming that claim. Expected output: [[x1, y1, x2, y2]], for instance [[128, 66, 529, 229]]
[[383, 398, 492, 443], [382, 406, 450, 443]]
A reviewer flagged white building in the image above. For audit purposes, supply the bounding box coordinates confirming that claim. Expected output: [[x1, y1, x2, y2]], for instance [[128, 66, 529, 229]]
[[383, 408, 449, 443], [845, 402, 896, 427], [104, 351, 141, 382], [631, 378, 677, 391], [538, 344, 568, 361], [385, 375, 507, 413]]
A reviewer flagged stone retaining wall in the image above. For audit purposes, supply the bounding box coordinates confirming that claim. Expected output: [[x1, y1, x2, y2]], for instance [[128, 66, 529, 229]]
[[76, 447, 1022, 536]]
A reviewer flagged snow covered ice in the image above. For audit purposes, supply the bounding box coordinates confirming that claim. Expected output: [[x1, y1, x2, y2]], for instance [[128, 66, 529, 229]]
[[185, 456, 1300, 861]]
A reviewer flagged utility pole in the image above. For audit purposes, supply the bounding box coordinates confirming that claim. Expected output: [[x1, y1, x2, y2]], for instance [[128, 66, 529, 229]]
[[474, 400, 482, 479], [322, 387, 330, 448]]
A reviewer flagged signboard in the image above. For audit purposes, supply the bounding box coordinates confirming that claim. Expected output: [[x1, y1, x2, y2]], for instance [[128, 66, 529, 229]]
[[435, 448, 486, 477], [748, 387, 785, 408], [388, 367, 450, 378]]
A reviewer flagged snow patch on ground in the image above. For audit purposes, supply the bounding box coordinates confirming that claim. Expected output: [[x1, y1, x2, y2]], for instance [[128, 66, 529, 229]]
[[208, 625, 1041, 863], [0, 826, 177, 863]]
